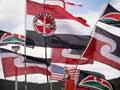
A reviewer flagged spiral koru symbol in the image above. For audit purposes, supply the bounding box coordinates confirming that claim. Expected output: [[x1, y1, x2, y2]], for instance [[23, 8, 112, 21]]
[[33, 12, 56, 36]]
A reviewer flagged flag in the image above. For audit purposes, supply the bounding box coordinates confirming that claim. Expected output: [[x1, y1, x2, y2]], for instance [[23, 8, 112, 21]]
[[50, 64, 65, 81], [77, 70, 105, 83], [51, 48, 93, 65], [78, 75, 113, 90], [99, 4, 120, 28], [82, 3, 120, 70], [83, 26, 120, 70], [76, 70, 113, 90], [59, 0, 82, 8], [0, 30, 35, 48], [64, 1, 82, 7], [26, 0, 91, 49], [0, 30, 25, 46], [0, 48, 50, 77], [50, 64, 78, 81]]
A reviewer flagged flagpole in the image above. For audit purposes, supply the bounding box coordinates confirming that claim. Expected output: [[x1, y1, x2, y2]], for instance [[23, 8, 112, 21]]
[[11, 46, 20, 90], [43, 0, 53, 90], [24, 0, 27, 90], [44, 37, 49, 82], [24, 41, 27, 90], [44, 40, 53, 90], [76, 1, 111, 90], [15, 68, 18, 90], [44, 41, 54, 90], [63, 64, 68, 90], [43, 0, 49, 83]]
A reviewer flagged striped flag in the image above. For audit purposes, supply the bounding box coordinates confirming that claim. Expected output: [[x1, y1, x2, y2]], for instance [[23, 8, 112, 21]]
[[50, 64, 64, 81], [26, 0, 91, 49], [50, 64, 78, 81]]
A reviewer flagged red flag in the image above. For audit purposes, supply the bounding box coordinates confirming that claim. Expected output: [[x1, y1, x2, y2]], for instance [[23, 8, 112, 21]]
[[27, 0, 89, 27], [52, 48, 93, 65], [0, 48, 50, 77], [26, 0, 91, 49]]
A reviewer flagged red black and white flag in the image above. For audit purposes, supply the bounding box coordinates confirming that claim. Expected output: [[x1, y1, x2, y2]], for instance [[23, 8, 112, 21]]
[[76, 70, 112, 90], [99, 4, 120, 28], [83, 26, 120, 70], [82, 3, 120, 70], [0, 48, 50, 77], [52, 48, 93, 65], [26, 0, 91, 50], [0, 30, 25, 46]]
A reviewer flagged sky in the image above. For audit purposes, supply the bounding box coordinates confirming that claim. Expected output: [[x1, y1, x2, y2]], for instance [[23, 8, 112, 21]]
[[0, 0, 120, 84]]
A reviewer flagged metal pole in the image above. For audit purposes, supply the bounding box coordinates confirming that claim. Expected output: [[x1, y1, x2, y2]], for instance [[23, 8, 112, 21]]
[[43, 0, 53, 90], [24, 42, 27, 90], [44, 37, 49, 83], [44, 37, 54, 90], [11, 46, 20, 90], [24, 0, 27, 90], [15, 69, 18, 90]]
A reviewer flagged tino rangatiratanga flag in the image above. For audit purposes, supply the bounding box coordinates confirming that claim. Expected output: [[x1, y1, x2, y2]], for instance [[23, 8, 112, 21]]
[[0, 48, 50, 77], [82, 2, 120, 70]]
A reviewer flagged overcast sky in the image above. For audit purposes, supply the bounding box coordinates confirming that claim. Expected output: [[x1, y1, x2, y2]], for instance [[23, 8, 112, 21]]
[[0, 0, 120, 83]]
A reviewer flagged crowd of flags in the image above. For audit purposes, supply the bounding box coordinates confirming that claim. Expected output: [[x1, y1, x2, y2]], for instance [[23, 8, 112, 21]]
[[0, 0, 119, 90]]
